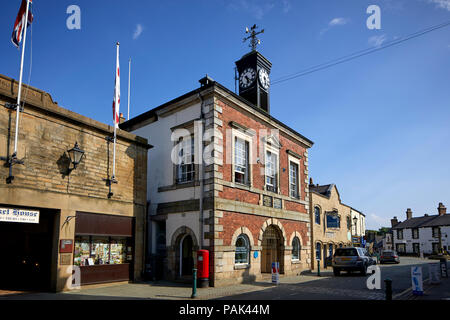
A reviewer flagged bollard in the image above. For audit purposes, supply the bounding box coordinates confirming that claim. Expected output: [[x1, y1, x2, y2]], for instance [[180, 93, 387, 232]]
[[191, 268, 197, 299], [384, 278, 392, 301], [317, 260, 321, 277]]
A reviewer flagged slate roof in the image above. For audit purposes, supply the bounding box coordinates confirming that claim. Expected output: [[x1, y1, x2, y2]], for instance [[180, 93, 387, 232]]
[[309, 184, 334, 198], [392, 214, 450, 229]]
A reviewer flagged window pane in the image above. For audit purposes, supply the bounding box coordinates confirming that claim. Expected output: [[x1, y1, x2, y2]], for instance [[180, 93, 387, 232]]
[[235, 235, 249, 264], [289, 162, 299, 198], [74, 236, 90, 267], [92, 237, 110, 265], [234, 138, 249, 184], [292, 237, 300, 260]]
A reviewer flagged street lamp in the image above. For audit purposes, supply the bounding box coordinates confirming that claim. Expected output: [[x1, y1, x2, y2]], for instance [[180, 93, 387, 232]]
[[67, 142, 85, 173]]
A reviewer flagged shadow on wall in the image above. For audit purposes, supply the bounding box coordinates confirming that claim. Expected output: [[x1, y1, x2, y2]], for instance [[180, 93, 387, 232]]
[[241, 267, 257, 284]]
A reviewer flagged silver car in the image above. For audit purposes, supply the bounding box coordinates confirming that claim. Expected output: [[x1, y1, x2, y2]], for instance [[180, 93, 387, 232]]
[[379, 250, 400, 264], [332, 247, 375, 276]]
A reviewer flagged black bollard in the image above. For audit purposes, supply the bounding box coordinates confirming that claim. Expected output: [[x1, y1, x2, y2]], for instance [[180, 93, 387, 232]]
[[384, 278, 392, 301], [191, 268, 197, 299]]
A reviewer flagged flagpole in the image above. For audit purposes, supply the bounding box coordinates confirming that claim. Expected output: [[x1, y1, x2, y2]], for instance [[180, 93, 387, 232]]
[[112, 42, 119, 180], [13, 0, 31, 158], [127, 58, 131, 120]]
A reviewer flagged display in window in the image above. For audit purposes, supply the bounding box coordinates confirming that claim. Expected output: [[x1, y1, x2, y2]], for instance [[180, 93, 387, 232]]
[[74, 236, 90, 267], [92, 238, 110, 265], [110, 239, 126, 265]]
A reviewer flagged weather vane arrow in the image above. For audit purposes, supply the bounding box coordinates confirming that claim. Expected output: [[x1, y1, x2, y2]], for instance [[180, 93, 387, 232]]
[[243, 24, 265, 51]]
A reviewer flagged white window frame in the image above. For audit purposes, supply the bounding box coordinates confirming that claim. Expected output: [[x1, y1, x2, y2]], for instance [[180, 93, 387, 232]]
[[288, 155, 300, 199], [264, 144, 280, 194], [231, 129, 253, 186], [176, 135, 195, 184]]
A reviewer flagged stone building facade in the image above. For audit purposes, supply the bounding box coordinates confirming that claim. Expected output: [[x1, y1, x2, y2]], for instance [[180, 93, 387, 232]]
[[309, 180, 353, 270], [121, 51, 314, 287], [0, 74, 150, 292]]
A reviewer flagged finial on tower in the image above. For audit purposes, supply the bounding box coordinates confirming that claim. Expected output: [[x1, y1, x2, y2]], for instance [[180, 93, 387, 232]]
[[243, 24, 265, 51]]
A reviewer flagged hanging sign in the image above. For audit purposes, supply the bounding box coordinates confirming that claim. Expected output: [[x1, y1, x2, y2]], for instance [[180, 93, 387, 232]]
[[0, 208, 40, 224], [411, 266, 423, 296]]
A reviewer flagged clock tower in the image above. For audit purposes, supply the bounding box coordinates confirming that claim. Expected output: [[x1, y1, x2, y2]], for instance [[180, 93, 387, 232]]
[[236, 25, 272, 114]]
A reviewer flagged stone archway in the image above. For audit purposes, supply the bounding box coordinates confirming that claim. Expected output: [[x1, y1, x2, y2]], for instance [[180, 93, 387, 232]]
[[169, 226, 199, 279], [261, 225, 285, 274]]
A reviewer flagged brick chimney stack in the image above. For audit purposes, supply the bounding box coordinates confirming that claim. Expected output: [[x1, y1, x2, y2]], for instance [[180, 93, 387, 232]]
[[391, 217, 399, 228], [310, 178, 313, 186], [406, 208, 413, 220], [438, 203, 447, 216]]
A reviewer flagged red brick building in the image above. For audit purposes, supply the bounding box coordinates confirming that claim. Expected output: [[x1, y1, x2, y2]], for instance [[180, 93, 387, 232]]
[[121, 49, 314, 286]]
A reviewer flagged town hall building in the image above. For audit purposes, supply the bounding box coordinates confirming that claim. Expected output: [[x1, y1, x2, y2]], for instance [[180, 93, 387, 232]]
[[121, 34, 314, 286]]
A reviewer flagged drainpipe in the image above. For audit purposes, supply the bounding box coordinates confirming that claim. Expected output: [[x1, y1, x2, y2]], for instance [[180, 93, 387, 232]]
[[198, 93, 205, 250]]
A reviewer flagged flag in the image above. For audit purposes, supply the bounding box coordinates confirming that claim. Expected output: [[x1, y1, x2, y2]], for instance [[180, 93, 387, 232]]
[[112, 43, 121, 128], [11, 0, 33, 49]]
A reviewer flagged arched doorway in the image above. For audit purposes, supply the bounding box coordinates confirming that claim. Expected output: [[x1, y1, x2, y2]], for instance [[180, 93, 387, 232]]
[[179, 234, 194, 277], [261, 225, 284, 274]]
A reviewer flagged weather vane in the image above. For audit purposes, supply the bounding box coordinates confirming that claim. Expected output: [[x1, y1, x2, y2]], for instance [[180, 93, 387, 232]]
[[243, 24, 265, 51]]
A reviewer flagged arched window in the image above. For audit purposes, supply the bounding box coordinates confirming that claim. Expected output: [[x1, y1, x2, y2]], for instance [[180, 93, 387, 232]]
[[315, 207, 321, 225], [292, 237, 301, 261], [235, 234, 250, 264], [316, 243, 321, 260]]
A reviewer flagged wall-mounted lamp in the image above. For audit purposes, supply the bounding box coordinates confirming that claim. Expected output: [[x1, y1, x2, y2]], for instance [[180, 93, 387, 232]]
[[67, 142, 85, 173]]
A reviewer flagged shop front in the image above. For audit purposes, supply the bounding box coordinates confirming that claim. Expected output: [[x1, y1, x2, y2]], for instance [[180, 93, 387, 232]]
[[0, 206, 58, 291], [74, 212, 135, 285]]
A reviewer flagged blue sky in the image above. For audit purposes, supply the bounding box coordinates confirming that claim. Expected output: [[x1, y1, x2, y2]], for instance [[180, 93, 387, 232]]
[[1, 0, 449, 230]]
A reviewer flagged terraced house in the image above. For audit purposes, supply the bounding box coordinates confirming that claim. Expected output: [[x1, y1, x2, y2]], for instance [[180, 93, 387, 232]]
[[121, 48, 314, 286]]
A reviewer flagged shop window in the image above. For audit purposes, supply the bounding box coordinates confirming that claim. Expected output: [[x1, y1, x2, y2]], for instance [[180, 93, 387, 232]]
[[292, 237, 301, 261], [235, 234, 250, 265], [74, 236, 132, 267]]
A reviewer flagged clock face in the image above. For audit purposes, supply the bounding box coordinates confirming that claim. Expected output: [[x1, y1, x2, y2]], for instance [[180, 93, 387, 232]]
[[239, 68, 256, 89], [259, 68, 270, 90]]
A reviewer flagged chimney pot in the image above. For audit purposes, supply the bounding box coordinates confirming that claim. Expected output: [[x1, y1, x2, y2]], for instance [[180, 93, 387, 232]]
[[438, 203, 447, 216], [310, 178, 313, 185], [406, 208, 413, 220]]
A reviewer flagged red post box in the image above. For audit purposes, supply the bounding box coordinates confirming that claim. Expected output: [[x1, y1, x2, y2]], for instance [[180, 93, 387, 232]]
[[197, 250, 209, 288]]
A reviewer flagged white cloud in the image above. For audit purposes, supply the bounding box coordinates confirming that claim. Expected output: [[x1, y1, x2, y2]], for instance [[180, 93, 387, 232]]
[[228, 0, 275, 20], [368, 34, 387, 48], [320, 17, 349, 35], [133, 24, 144, 40], [428, 0, 450, 11], [282, 0, 291, 13], [329, 17, 348, 26]]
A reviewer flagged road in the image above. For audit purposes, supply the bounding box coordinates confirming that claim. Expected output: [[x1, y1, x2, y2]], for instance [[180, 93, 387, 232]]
[[218, 257, 440, 300]]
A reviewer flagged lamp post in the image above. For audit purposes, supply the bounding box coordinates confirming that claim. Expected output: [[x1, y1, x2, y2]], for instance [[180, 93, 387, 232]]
[[67, 142, 85, 173]]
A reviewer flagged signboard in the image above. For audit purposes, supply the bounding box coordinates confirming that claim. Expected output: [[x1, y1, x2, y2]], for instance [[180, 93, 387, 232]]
[[271, 262, 280, 285], [0, 208, 40, 224], [411, 266, 423, 296], [273, 198, 282, 209], [263, 195, 273, 208], [60, 240, 74, 253]]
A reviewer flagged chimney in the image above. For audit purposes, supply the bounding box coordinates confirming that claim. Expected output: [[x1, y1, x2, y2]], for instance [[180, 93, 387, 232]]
[[438, 203, 447, 216], [391, 217, 399, 228], [406, 208, 413, 220], [310, 178, 313, 186], [119, 113, 126, 124]]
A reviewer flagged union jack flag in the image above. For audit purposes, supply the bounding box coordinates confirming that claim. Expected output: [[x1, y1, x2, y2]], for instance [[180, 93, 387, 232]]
[[11, 0, 33, 49]]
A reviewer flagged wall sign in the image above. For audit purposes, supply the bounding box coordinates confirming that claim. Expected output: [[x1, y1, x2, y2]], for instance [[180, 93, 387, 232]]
[[273, 198, 282, 209], [263, 195, 273, 208], [60, 239, 74, 253], [0, 208, 40, 224]]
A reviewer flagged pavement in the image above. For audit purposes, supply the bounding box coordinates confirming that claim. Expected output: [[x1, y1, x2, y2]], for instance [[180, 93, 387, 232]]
[[0, 257, 448, 301], [0, 274, 321, 300]]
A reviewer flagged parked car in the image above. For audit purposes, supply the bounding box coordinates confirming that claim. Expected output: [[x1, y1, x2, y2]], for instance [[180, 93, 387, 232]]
[[332, 247, 375, 276], [379, 250, 400, 264]]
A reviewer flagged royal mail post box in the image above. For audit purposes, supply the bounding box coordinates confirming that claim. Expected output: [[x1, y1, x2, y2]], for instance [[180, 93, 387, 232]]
[[197, 250, 209, 288]]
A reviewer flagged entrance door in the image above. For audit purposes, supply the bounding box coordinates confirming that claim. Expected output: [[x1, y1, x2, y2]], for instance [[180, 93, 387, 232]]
[[0, 209, 56, 291], [180, 235, 193, 277], [261, 225, 283, 274]]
